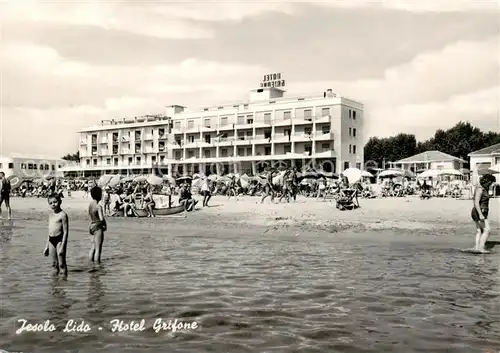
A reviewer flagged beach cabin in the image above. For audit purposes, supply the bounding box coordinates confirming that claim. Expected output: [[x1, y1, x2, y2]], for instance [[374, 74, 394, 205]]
[[468, 143, 500, 190], [389, 151, 467, 174]]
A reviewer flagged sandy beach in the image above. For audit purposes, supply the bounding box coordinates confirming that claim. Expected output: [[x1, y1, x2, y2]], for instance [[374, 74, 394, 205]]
[[6, 192, 499, 235]]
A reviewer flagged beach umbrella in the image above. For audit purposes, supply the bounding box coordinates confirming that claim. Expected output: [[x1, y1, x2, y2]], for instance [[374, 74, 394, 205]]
[[343, 168, 363, 184], [438, 169, 463, 176], [301, 170, 319, 178], [317, 170, 337, 178], [378, 170, 403, 178], [108, 174, 122, 188], [133, 175, 147, 183], [177, 176, 192, 182], [121, 176, 134, 182], [272, 170, 287, 185], [7, 174, 22, 189], [192, 173, 202, 179], [240, 174, 249, 181], [207, 174, 219, 182], [147, 175, 163, 186], [162, 175, 176, 184], [417, 169, 440, 178], [97, 174, 114, 187], [361, 170, 373, 177], [192, 177, 204, 188], [240, 178, 249, 188]]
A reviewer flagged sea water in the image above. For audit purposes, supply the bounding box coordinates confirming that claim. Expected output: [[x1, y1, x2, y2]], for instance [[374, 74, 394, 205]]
[[0, 217, 499, 353]]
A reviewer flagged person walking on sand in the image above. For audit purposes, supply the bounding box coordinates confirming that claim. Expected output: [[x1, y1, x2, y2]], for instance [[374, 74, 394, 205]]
[[260, 169, 276, 203], [0, 172, 12, 220], [44, 193, 69, 277], [468, 174, 496, 253], [88, 186, 107, 264]]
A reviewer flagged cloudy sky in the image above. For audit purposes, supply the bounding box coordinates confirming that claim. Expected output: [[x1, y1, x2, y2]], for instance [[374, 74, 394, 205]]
[[1, 0, 499, 158]]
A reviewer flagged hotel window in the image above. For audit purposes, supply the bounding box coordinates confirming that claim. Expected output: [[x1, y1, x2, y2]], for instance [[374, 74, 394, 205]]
[[221, 148, 228, 157], [304, 128, 312, 136], [349, 128, 352, 136], [265, 147, 271, 155], [175, 151, 181, 160], [33, 165, 38, 170], [304, 109, 312, 120], [349, 144, 352, 153], [283, 111, 291, 120], [264, 113, 271, 124], [0, 163, 2, 168], [204, 150, 211, 158], [86, 160, 90, 166], [322, 126, 330, 134], [188, 136, 195, 143], [353, 128, 357, 137], [353, 111, 356, 120], [159, 156, 165, 163], [176, 139, 182, 146], [243, 104, 249, 109], [496, 157, 500, 165], [237, 115, 245, 124], [128, 157, 133, 165], [321, 107, 330, 116], [106, 158, 111, 165], [21, 163, 26, 169], [349, 110, 352, 118], [93, 159, 97, 166], [246, 147, 252, 155], [284, 144, 291, 154], [8, 163, 14, 169], [304, 145, 312, 154], [353, 145, 357, 154], [187, 120, 195, 128], [344, 161, 350, 170], [246, 117, 254, 124], [238, 148, 245, 156], [322, 143, 330, 152], [136, 157, 141, 164], [151, 156, 156, 163], [174, 121, 181, 129], [221, 117, 228, 126], [205, 135, 211, 144], [204, 118, 211, 128], [356, 162, 361, 169], [114, 158, 119, 165], [264, 131, 272, 139]]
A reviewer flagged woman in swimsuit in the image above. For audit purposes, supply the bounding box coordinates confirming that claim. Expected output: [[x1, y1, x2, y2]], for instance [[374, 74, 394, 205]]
[[470, 174, 496, 253]]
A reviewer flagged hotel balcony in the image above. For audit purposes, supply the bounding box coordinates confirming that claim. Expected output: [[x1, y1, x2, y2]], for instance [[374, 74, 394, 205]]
[[234, 137, 253, 146], [314, 150, 336, 158], [273, 134, 292, 143], [100, 149, 111, 156], [273, 118, 292, 127], [184, 141, 200, 149], [291, 133, 312, 142], [120, 137, 130, 142], [293, 117, 313, 125], [121, 149, 131, 154], [143, 147, 156, 153], [99, 139, 108, 144], [80, 141, 87, 146], [315, 115, 331, 124], [184, 126, 199, 133], [158, 134, 168, 140], [143, 134, 154, 141], [314, 132, 334, 141], [235, 122, 253, 129], [218, 123, 234, 131], [252, 137, 272, 145], [216, 138, 234, 147], [171, 127, 183, 134], [253, 120, 272, 128], [200, 125, 216, 132], [171, 143, 183, 150]]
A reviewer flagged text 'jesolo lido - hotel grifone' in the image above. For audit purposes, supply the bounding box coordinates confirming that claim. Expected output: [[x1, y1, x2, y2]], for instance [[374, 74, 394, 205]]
[[61, 74, 364, 177]]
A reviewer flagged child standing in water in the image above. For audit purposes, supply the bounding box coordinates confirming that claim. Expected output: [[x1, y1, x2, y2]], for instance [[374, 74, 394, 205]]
[[44, 194, 69, 277], [470, 174, 496, 253], [89, 186, 107, 264]]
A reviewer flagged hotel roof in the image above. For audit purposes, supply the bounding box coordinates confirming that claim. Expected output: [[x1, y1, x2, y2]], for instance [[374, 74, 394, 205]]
[[395, 150, 466, 163], [468, 143, 500, 156]]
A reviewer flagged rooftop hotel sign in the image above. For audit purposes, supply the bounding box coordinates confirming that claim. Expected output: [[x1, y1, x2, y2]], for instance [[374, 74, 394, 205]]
[[260, 73, 286, 88]]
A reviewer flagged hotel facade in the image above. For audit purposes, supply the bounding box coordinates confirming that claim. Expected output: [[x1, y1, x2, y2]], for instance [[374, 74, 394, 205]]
[[61, 87, 364, 177]]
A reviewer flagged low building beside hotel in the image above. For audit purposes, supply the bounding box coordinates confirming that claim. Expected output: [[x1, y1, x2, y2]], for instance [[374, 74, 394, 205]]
[[60, 86, 364, 177], [468, 143, 500, 185], [389, 151, 467, 173], [0, 155, 64, 181]]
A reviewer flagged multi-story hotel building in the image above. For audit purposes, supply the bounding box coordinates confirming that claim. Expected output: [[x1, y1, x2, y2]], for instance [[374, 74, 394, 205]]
[[61, 87, 364, 177]]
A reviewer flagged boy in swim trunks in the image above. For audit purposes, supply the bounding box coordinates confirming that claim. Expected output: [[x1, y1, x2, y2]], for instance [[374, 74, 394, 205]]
[[88, 186, 107, 264], [44, 193, 69, 277], [469, 174, 496, 253], [0, 172, 12, 220]]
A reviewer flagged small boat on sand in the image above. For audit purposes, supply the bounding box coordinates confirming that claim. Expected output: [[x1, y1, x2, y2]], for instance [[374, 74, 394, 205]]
[[112, 205, 185, 217]]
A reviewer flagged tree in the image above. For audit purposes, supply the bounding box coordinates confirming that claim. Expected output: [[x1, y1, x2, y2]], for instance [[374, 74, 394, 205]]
[[365, 121, 500, 169], [61, 151, 80, 161]]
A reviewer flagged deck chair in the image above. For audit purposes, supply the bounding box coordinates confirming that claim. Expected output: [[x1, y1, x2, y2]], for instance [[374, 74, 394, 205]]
[[336, 188, 359, 211]]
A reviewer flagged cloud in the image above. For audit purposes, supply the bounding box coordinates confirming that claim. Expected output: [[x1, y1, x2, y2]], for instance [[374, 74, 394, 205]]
[[1, 1, 214, 39], [311, 0, 499, 12]]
